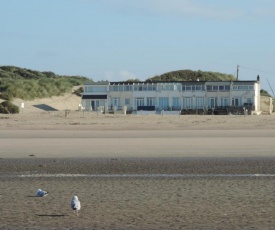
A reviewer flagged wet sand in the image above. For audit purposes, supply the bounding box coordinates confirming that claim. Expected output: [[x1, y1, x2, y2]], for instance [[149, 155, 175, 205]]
[[1, 157, 275, 230], [0, 113, 275, 229]]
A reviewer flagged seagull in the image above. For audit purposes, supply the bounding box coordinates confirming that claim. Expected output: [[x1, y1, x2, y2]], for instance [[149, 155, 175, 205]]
[[36, 189, 48, 197], [71, 195, 81, 216]]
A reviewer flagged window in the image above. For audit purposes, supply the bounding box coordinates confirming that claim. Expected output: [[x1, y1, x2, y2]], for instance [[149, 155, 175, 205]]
[[168, 85, 174, 91], [183, 97, 193, 109], [174, 85, 181, 91], [232, 85, 254, 90], [221, 97, 229, 107], [186, 85, 192, 91], [208, 97, 217, 108], [172, 97, 180, 108], [147, 97, 156, 106], [111, 97, 120, 107], [84, 86, 92, 92], [125, 98, 130, 105], [196, 97, 204, 109], [219, 85, 224, 91], [85, 86, 107, 92], [135, 98, 144, 106], [232, 98, 241, 106], [124, 85, 132, 91], [159, 97, 169, 109], [195, 85, 202, 91], [110, 85, 119, 91], [161, 85, 173, 91], [238, 86, 248, 90], [207, 85, 219, 91]]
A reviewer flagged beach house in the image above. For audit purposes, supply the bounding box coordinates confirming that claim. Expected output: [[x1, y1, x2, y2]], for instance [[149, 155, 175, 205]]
[[81, 76, 261, 115]]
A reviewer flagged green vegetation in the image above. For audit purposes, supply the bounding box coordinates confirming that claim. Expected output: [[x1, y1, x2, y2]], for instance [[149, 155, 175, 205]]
[[146, 70, 236, 82], [0, 66, 90, 100], [260, 89, 272, 97], [126, 78, 141, 83], [0, 101, 19, 114]]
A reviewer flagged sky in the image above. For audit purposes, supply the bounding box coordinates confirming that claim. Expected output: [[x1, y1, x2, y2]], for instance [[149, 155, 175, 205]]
[[1, 0, 275, 93]]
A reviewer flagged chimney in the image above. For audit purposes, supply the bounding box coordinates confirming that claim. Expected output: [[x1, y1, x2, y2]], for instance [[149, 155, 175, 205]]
[[257, 75, 260, 82]]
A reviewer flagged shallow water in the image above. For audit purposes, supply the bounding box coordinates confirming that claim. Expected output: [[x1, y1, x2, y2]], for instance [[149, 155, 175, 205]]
[[15, 173, 275, 178]]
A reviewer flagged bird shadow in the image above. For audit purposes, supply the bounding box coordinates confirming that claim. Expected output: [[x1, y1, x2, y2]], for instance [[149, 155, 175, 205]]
[[28, 195, 38, 198], [36, 214, 67, 217]]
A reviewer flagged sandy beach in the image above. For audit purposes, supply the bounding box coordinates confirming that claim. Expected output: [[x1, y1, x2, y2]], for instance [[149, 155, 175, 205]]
[[0, 95, 275, 229]]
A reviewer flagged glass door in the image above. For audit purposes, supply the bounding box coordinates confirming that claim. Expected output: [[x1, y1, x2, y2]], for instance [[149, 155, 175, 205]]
[[196, 97, 204, 109], [183, 97, 192, 109]]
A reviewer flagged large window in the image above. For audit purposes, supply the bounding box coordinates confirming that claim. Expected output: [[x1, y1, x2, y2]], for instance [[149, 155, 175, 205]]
[[183, 97, 193, 109], [185, 85, 192, 91], [195, 85, 204, 91], [159, 97, 169, 109], [196, 97, 204, 109], [147, 97, 156, 106], [182, 85, 204, 91], [146, 84, 157, 91], [125, 98, 130, 105], [133, 84, 157, 91], [231, 98, 241, 106], [233, 85, 254, 90], [111, 97, 120, 109], [85, 86, 107, 92], [208, 97, 217, 108], [124, 85, 133, 91], [135, 98, 144, 106], [172, 97, 180, 109], [206, 85, 218, 91], [110, 85, 119, 91], [221, 97, 229, 107]]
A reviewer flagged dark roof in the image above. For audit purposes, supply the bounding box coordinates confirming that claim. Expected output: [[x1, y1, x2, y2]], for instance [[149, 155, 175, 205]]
[[82, 95, 107, 99], [109, 80, 257, 85]]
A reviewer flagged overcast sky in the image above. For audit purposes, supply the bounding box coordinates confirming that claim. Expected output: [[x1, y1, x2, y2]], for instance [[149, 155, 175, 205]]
[[1, 0, 275, 93]]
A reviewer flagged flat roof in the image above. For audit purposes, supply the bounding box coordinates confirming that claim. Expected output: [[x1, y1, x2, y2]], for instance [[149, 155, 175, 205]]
[[83, 80, 258, 86], [109, 80, 257, 85]]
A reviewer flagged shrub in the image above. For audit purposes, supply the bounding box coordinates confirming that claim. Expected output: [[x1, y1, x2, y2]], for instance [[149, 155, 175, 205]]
[[73, 87, 83, 97], [0, 101, 20, 114]]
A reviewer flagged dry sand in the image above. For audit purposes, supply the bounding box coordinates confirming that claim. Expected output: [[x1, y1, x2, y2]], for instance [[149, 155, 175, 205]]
[[0, 94, 275, 229]]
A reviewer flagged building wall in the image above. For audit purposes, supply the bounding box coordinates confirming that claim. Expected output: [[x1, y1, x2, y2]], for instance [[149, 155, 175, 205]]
[[82, 81, 260, 113], [260, 96, 273, 114]]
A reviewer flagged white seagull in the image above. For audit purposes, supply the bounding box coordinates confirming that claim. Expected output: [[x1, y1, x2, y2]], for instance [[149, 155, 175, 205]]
[[71, 195, 81, 216], [36, 189, 48, 197]]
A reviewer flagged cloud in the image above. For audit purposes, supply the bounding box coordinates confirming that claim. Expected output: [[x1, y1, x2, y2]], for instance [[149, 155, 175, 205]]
[[253, 7, 275, 17], [146, 0, 243, 19], [104, 70, 138, 81], [100, 0, 244, 20]]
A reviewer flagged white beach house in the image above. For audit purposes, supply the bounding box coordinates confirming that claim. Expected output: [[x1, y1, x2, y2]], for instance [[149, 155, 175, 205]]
[[81, 76, 261, 115]]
